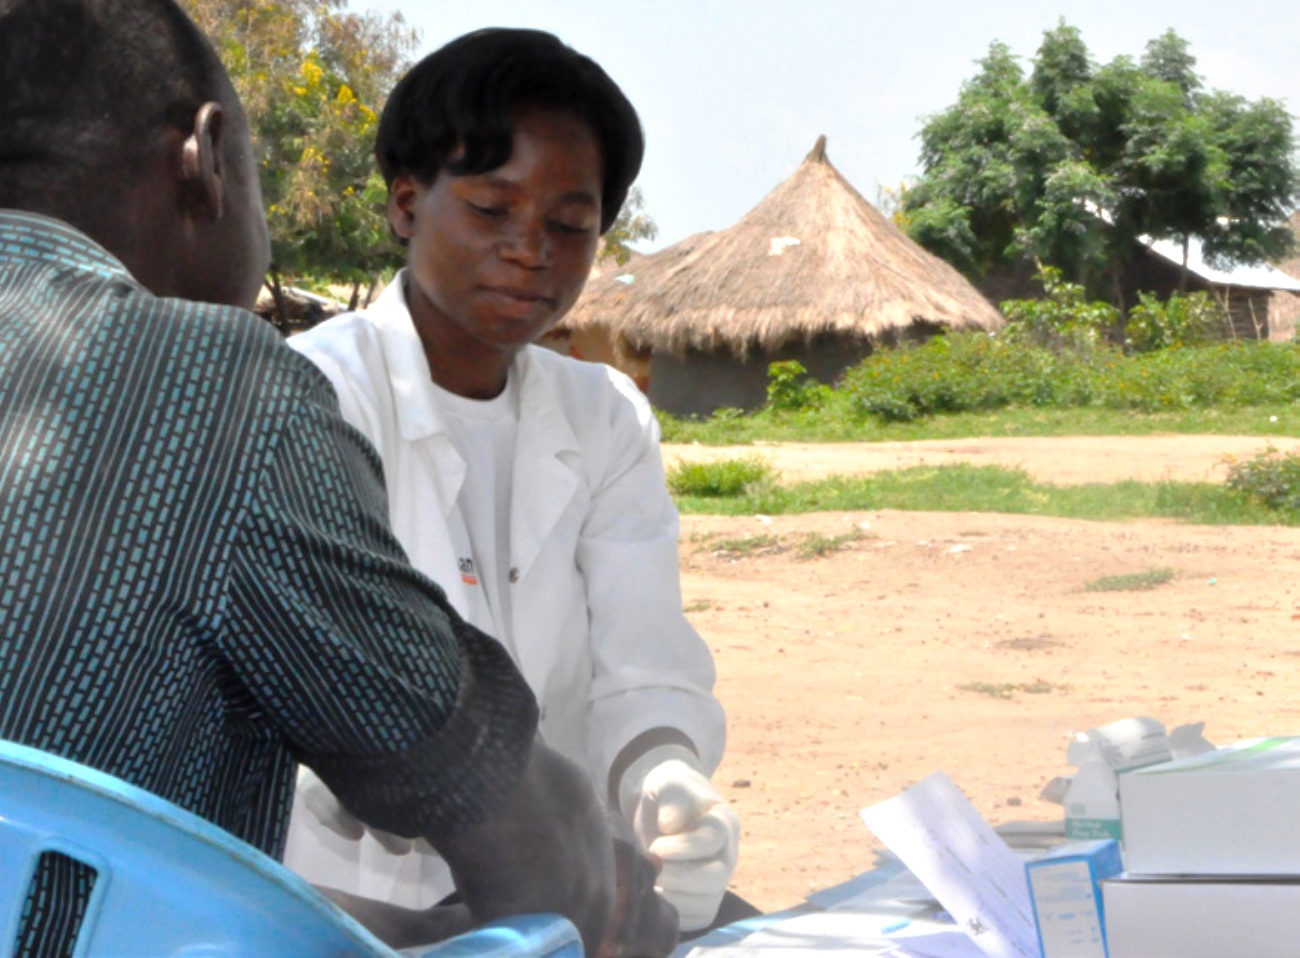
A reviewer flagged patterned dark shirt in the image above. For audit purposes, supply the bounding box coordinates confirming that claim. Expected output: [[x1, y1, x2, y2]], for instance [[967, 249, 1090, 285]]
[[0, 211, 539, 950]]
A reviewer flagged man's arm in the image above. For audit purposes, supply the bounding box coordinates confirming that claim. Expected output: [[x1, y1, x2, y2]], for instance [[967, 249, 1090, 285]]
[[219, 351, 660, 952], [311, 739, 678, 956]]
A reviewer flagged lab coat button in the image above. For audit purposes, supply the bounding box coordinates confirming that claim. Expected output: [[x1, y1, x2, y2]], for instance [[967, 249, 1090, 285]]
[[508, 567, 520, 584]]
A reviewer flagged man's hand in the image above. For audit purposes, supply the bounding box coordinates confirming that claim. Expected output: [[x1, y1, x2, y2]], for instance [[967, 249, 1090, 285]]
[[629, 760, 740, 932], [435, 739, 621, 956], [597, 815, 679, 958], [297, 766, 416, 854]]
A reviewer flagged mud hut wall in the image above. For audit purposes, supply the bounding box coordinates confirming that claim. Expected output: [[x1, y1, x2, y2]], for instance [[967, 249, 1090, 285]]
[[1267, 291, 1299, 341], [648, 334, 872, 417], [538, 326, 651, 392], [1210, 286, 1280, 341]]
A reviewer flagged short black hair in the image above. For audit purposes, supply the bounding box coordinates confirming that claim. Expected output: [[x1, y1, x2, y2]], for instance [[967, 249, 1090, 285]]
[[375, 28, 644, 234], [0, 0, 226, 211]]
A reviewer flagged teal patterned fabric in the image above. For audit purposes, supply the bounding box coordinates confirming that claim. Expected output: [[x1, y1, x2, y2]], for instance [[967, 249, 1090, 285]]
[[0, 210, 538, 953]]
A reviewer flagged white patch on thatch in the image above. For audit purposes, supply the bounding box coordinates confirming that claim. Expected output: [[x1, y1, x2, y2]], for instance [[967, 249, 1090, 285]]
[[768, 236, 802, 256]]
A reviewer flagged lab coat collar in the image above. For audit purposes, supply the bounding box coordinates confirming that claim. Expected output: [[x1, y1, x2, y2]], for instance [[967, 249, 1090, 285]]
[[366, 271, 584, 581], [364, 274, 446, 444]]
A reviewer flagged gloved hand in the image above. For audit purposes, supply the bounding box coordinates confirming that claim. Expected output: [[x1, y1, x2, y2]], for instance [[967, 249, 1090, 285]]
[[297, 766, 416, 855], [619, 749, 739, 932]]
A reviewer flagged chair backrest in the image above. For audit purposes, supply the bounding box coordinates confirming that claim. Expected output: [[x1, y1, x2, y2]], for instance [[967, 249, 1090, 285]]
[[401, 913, 583, 958], [0, 739, 581, 957]]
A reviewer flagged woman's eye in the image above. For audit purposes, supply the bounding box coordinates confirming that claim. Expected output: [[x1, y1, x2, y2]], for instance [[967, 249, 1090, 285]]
[[549, 220, 592, 236], [467, 202, 507, 219]]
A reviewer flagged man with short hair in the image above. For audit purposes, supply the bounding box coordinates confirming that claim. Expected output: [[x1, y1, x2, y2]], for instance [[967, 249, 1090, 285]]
[[0, 1, 674, 955]]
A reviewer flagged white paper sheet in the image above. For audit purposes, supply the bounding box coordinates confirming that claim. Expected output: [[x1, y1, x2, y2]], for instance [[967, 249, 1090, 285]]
[[860, 771, 1039, 958]]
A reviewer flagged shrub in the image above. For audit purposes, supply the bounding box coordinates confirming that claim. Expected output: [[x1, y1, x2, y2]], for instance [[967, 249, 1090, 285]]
[[666, 456, 776, 498], [1125, 291, 1223, 352], [766, 360, 829, 413], [841, 331, 1110, 421], [1225, 448, 1300, 513], [1000, 267, 1120, 352]]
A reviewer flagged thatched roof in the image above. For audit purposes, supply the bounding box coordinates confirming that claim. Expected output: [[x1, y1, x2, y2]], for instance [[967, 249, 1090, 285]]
[[563, 136, 1004, 356]]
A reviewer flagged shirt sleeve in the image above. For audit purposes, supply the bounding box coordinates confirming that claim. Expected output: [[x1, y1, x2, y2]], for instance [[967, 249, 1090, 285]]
[[219, 353, 539, 842], [578, 369, 727, 790]]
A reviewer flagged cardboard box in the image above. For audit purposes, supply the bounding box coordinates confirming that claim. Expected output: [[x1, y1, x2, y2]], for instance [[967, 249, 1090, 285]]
[[1119, 736, 1300, 875], [1027, 839, 1121, 958], [1103, 874, 1300, 958]]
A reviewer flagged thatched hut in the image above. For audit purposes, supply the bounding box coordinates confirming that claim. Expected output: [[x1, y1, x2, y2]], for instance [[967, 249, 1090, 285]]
[[539, 253, 651, 391], [557, 136, 1005, 416]]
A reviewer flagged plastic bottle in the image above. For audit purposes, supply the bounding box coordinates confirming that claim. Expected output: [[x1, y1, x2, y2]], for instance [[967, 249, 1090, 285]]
[[1063, 739, 1122, 841]]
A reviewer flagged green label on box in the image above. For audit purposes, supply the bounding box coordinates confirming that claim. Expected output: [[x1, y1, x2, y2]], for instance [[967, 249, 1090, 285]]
[[1065, 817, 1122, 840]]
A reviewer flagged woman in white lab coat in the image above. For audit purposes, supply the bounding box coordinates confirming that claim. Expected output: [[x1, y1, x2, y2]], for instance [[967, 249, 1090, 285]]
[[283, 28, 743, 935]]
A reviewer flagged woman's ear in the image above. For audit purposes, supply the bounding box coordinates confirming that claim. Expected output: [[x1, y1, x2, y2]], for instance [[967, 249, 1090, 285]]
[[181, 102, 225, 220], [387, 173, 421, 240]]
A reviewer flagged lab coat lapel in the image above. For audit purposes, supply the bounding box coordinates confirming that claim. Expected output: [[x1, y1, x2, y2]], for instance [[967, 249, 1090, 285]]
[[510, 351, 583, 585], [369, 275, 472, 614]]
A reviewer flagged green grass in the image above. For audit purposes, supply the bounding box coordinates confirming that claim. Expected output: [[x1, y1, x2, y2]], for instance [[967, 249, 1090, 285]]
[[671, 463, 1297, 526], [710, 533, 782, 557], [795, 530, 866, 559], [957, 679, 1063, 699], [1084, 568, 1177, 592], [659, 402, 1300, 446], [665, 456, 776, 497]]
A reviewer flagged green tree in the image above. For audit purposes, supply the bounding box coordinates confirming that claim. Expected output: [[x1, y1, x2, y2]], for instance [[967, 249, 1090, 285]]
[[179, 0, 417, 329], [904, 22, 1298, 308], [599, 186, 659, 265]]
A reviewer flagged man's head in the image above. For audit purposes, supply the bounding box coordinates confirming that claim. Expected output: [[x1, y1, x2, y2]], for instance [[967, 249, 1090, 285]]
[[0, 0, 270, 308], [375, 28, 644, 235]]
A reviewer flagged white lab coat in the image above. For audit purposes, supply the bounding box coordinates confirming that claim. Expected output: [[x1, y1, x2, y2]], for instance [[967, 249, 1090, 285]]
[[282, 274, 726, 906]]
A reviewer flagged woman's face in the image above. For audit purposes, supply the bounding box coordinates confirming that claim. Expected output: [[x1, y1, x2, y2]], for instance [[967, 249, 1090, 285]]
[[389, 106, 604, 392]]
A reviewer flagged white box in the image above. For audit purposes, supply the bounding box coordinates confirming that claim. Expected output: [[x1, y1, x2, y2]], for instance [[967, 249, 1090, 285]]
[[1027, 839, 1121, 958], [1119, 736, 1300, 875], [1104, 874, 1300, 958]]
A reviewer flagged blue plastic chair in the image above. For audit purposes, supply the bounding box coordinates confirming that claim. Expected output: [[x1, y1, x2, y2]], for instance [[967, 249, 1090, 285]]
[[0, 739, 581, 957]]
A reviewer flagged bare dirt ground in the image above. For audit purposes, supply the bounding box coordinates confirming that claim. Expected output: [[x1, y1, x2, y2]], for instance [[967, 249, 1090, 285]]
[[664, 435, 1300, 914]]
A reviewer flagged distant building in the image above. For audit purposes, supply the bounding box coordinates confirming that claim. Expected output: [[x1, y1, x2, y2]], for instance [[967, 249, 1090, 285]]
[[548, 137, 1004, 417], [979, 212, 1300, 343], [1132, 233, 1300, 342]]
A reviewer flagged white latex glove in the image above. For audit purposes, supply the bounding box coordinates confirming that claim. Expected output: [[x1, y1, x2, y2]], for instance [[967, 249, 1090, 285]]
[[296, 766, 416, 855], [619, 748, 740, 932]]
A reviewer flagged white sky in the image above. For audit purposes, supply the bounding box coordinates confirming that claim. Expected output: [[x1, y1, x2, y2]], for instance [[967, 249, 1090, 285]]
[[364, 1, 1300, 251]]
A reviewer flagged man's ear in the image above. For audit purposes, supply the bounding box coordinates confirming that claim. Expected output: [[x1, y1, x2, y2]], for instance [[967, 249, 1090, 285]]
[[387, 173, 421, 241], [181, 102, 225, 220]]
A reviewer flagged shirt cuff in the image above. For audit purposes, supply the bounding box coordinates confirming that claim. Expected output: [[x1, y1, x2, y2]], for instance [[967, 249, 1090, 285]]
[[616, 743, 706, 822], [303, 618, 539, 843]]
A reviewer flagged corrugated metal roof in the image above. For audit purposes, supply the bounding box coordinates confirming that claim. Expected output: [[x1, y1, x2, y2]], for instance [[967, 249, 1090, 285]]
[[1144, 235, 1300, 292]]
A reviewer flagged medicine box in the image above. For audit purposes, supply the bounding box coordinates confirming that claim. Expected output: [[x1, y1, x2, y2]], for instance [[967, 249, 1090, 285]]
[[1026, 839, 1122, 958], [1103, 874, 1300, 958], [1119, 736, 1300, 876]]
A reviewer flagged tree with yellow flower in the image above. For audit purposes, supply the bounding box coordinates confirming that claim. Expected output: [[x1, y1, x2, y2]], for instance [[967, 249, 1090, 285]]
[[178, 0, 417, 329]]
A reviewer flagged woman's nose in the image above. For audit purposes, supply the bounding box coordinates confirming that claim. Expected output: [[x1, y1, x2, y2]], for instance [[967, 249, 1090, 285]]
[[498, 219, 550, 268]]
